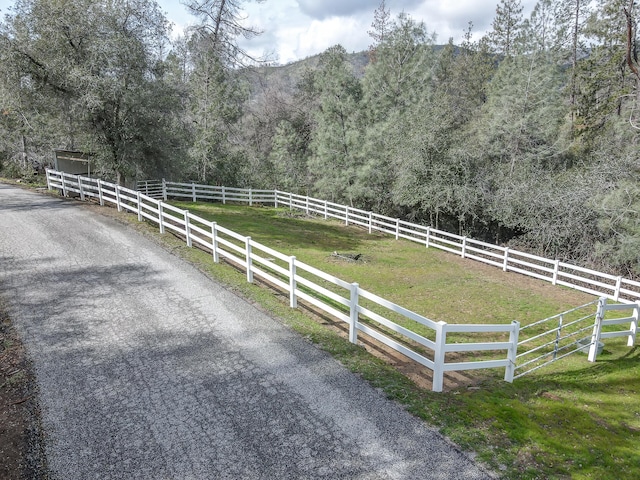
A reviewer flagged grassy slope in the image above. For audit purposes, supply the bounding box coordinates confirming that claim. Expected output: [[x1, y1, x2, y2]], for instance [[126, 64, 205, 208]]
[[107, 199, 638, 479], [174, 202, 592, 324]]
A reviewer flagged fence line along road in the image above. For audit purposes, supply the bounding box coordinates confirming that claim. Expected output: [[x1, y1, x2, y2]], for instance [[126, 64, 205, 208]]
[[53, 169, 524, 392], [49, 170, 638, 389], [148, 178, 640, 304]]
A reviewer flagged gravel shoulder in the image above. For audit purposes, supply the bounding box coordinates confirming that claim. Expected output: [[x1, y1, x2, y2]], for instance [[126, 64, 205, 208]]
[[0, 299, 47, 480], [0, 183, 494, 479]]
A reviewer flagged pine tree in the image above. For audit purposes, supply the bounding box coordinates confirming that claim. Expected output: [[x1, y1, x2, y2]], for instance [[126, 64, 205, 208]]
[[186, 39, 247, 184], [577, 0, 637, 132], [183, 0, 264, 184], [488, 0, 524, 57], [367, 0, 392, 63], [308, 45, 363, 205], [350, 12, 435, 213]]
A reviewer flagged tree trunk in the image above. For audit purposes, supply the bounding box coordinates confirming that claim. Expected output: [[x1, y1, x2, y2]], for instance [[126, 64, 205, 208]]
[[21, 134, 27, 170]]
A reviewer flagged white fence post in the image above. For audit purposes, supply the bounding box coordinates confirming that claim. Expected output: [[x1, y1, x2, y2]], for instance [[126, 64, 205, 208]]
[[345, 206, 349, 226], [395, 219, 400, 240], [628, 303, 639, 347], [503, 247, 509, 272], [461, 237, 467, 258], [184, 211, 192, 247], [368, 212, 373, 234], [211, 222, 219, 263], [162, 178, 167, 201], [192, 182, 196, 202], [46, 169, 52, 190], [289, 256, 297, 308], [614, 276, 622, 301], [306, 196, 310, 215], [158, 201, 165, 234], [432, 321, 447, 392], [78, 177, 85, 201], [249, 188, 253, 206], [289, 192, 292, 211], [588, 297, 607, 362], [245, 237, 253, 283], [274, 190, 279, 208], [61, 173, 67, 197], [349, 283, 359, 344], [426, 227, 431, 248], [222, 186, 226, 204], [137, 192, 143, 221], [504, 320, 520, 383], [324, 200, 328, 219], [98, 180, 104, 206], [115, 186, 122, 212], [552, 260, 560, 285]]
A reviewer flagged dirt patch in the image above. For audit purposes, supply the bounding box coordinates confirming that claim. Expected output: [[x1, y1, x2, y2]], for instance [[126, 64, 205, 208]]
[[0, 301, 47, 480]]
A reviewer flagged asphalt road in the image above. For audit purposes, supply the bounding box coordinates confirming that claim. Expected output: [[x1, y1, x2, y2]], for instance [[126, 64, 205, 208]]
[[0, 183, 493, 479]]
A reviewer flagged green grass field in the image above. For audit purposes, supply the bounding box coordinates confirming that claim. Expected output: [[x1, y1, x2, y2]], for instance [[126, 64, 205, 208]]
[[161, 201, 639, 479]]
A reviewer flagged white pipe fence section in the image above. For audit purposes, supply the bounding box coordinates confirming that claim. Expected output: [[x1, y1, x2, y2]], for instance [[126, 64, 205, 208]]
[[152, 179, 640, 305], [47, 169, 523, 392]]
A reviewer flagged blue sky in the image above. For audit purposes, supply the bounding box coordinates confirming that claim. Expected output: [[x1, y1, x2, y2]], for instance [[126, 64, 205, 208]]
[[1, 0, 537, 65]]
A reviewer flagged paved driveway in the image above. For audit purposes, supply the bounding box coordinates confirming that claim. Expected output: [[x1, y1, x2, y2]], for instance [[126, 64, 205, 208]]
[[0, 183, 492, 479]]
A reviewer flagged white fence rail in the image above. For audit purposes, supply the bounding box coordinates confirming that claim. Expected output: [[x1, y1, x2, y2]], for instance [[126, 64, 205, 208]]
[[47, 169, 526, 392], [151, 179, 640, 305]]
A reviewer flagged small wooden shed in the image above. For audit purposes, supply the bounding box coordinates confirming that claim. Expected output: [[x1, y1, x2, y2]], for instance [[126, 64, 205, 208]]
[[53, 149, 91, 176]]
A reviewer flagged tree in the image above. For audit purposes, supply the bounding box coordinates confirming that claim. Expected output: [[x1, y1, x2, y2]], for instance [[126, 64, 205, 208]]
[[623, 0, 640, 129], [422, 28, 494, 233], [308, 45, 363, 204], [367, 0, 392, 63], [357, 12, 435, 214], [488, 0, 524, 57], [2, 0, 181, 184], [553, 0, 591, 130], [576, 0, 638, 134], [183, 0, 264, 68], [185, 34, 248, 184], [182, 0, 264, 185], [267, 119, 312, 193], [593, 179, 640, 276]]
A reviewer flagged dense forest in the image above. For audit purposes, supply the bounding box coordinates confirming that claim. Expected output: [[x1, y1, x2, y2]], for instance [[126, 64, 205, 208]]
[[1, 0, 640, 277]]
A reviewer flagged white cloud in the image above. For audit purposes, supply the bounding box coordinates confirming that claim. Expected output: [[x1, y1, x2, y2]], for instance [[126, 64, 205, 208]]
[[159, 0, 540, 64], [296, 16, 371, 58], [296, 0, 379, 20]]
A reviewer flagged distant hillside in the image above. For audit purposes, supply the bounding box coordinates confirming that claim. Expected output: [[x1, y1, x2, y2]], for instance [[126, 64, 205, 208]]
[[242, 46, 456, 96], [243, 50, 370, 95]]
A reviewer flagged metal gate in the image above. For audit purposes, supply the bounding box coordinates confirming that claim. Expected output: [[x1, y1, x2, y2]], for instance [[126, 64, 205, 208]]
[[514, 300, 599, 379], [514, 298, 639, 379], [136, 179, 164, 199]]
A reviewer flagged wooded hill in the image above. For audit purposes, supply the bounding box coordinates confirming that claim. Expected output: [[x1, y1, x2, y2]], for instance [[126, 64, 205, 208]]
[[1, 0, 640, 277]]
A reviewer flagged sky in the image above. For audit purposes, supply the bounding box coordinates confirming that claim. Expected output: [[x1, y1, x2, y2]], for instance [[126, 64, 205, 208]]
[[0, 0, 538, 65]]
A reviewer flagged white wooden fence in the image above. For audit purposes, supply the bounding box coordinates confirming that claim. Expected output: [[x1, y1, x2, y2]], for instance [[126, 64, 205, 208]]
[[155, 180, 640, 305], [47, 169, 523, 392], [588, 298, 639, 361]]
